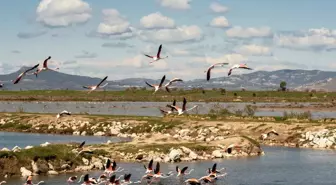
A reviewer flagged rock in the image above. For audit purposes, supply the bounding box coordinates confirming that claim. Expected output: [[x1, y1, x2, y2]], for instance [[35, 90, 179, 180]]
[[135, 154, 144, 160], [94, 131, 105, 136], [25, 146, 34, 150], [180, 146, 192, 154], [20, 167, 32, 177], [1, 148, 10, 151], [82, 158, 89, 166], [40, 142, 51, 147], [110, 128, 120, 136], [106, 140, 112, 144], [61, 164, 71, 170], [12, 146, 21, 152], [31, 161, 39, 174], [47, 170, 59, 175], [212, 150, 223, 158], [75, 165, 92, 172], [189, 151, 198, 160], [169, 149, 181, 162], [164, 156, 170, 163], [73, 131, 80, 135], [81, 131, 87, 136], [48, 163, 54, 170]]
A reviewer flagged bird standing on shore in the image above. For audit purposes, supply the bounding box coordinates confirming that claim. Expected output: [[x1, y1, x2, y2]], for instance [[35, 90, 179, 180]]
[[144, 44, 168, 63], [13, 64, 39, 84], [83, 76, 109, 94], [205, 63, 229, 81], [145, 75, 166, 94], [260, 129, 279, 140]]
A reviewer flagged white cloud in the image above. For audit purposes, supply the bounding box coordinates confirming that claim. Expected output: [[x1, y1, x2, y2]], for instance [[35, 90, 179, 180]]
[[140, 12, 175, 29], [275, 28, 336, 51], [139, 25, 203, 43], [121, 55, 168, 69], [36, 0, 91, 27], [96, 9, 131, 36], [226, 26, 272, 38], [209, 16, 229, 28], [158, 0, 191, 10], [236, 44, 272, 56], [210, 2, 228, 13], [194, 53, 247, 65]]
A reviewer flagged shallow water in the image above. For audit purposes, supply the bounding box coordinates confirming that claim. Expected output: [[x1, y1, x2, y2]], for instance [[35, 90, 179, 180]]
[[2, 146, 336, 185], [1, 101, 336, 119], [0, 131, 130, 149]]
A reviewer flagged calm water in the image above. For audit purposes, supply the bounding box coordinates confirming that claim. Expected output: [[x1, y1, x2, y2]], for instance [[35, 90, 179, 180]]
[[0, 131, 130, 149], [0, 101, 335, 119], [2, 146, 336, 185]]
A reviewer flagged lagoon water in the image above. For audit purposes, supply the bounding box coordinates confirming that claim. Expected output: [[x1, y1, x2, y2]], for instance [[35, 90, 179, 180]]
[[0, 101, 335, 119], [2, 146, 336, 185]]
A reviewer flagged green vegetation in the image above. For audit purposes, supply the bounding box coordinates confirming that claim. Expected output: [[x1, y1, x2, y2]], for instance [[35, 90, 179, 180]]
[[120, 119, 182, 134], [0, 89, 334, 102], [280, 81, 287, 91]]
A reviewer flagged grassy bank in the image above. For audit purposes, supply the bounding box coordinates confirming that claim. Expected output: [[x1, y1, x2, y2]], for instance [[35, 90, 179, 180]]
[[0, 89, 335, 102]]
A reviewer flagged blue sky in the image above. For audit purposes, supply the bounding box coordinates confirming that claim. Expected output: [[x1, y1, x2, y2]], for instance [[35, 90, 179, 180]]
[[1, 0, 336, 80]]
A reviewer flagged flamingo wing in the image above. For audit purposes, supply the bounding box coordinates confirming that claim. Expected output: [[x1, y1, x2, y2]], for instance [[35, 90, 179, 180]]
[[158, 75, 166, 88], [145, 81, 154, 88], [157, 44, 162, 58], [78, 141, 85, 148], [212, 163, 217, 173], [154, 162, 160, 174], [182, 97, 187, 111], [242, 67, 253, 70], [181, 167, 188, 174], [83, 174, 89, 182], [109, 175, 116, 183], [96, 76, 108, 87], [112, 160, 117, 170], [206, 68, 212, 81], [82, 86, 93, 89], [148, 159, 153, 170], [25, 64, 40, 73], [176, 166, 179, 172], [144, 54, 154, 58], [13, 72, 24, 84], [228, 69, 233, 76], [165, 86, 170, 93], [106, 159, 111, 169], [43, 56, 51, 68], [167, 104, 178, 111], [124, 174, 131, 181]]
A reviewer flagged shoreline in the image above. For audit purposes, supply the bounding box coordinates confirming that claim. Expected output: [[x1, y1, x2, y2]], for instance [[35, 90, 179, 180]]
[[1, 112, 336, 178]]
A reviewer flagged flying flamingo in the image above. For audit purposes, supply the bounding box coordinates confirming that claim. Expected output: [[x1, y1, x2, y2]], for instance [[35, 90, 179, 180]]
[[83, 76, 108, 94], [205, 63, 229, 81], [144, 159, 154, 173], [207, 163, 226, 178], [13, 64, 39, 84], [121, 173, 132, 184], [260, 129, 279, 140], [176, 166, 194, 177], [144, 44, 168, 63], [145, 75, 166, 94], [159, 100, 176, 115], [67, 175, 84, 184], [104, 159, 124, 176], [81, 174, 95, 185], [33, 56, 59, 77], [24, 176, 44, 185], [164, 78, 183, 92], [0, 83, 3, 88], [149, 162, 173, 184], [106, 174, 124, 185], [184, 176, 215, 185], [228, 64, 252, 76], [56, 110, 71, 119], [167, 98, 198, 115]]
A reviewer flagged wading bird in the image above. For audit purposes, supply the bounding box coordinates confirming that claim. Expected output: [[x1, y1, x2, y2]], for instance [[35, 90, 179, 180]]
[[260, 129, 279, 140], [24, 176, 44, 185], [159, 100, 176, 115], [145, 75, 166, 94], [13, 64, 39, 84], [228, 64, 253, 76], [105, 159, 124, 175], [167, 98, 198, 115], [176, 166, 194, 177], [67, 175, 84, 184], [144, 159, 154, 174], [33, 56, 59, 77], [164, 78, 183, 92], [56, 110, 71, 119], [83, 76, 108, 94], [149, 162, 173, 184], [205, 63, 229, 81], [144, 44, 168, 63]]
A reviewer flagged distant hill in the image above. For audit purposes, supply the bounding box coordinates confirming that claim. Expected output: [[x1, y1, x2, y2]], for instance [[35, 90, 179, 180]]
[[1, 67, 336, 91]]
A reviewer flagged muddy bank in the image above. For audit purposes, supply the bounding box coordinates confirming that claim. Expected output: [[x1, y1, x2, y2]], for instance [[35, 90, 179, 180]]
[[1, 113, 336, 178]]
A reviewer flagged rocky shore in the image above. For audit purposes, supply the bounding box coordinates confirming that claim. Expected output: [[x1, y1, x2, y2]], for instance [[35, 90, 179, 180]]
[[1, 112, 336, 178]]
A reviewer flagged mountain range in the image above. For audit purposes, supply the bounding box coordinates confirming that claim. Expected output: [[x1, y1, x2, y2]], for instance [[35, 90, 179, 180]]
[[1, 67, 336, 91]]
